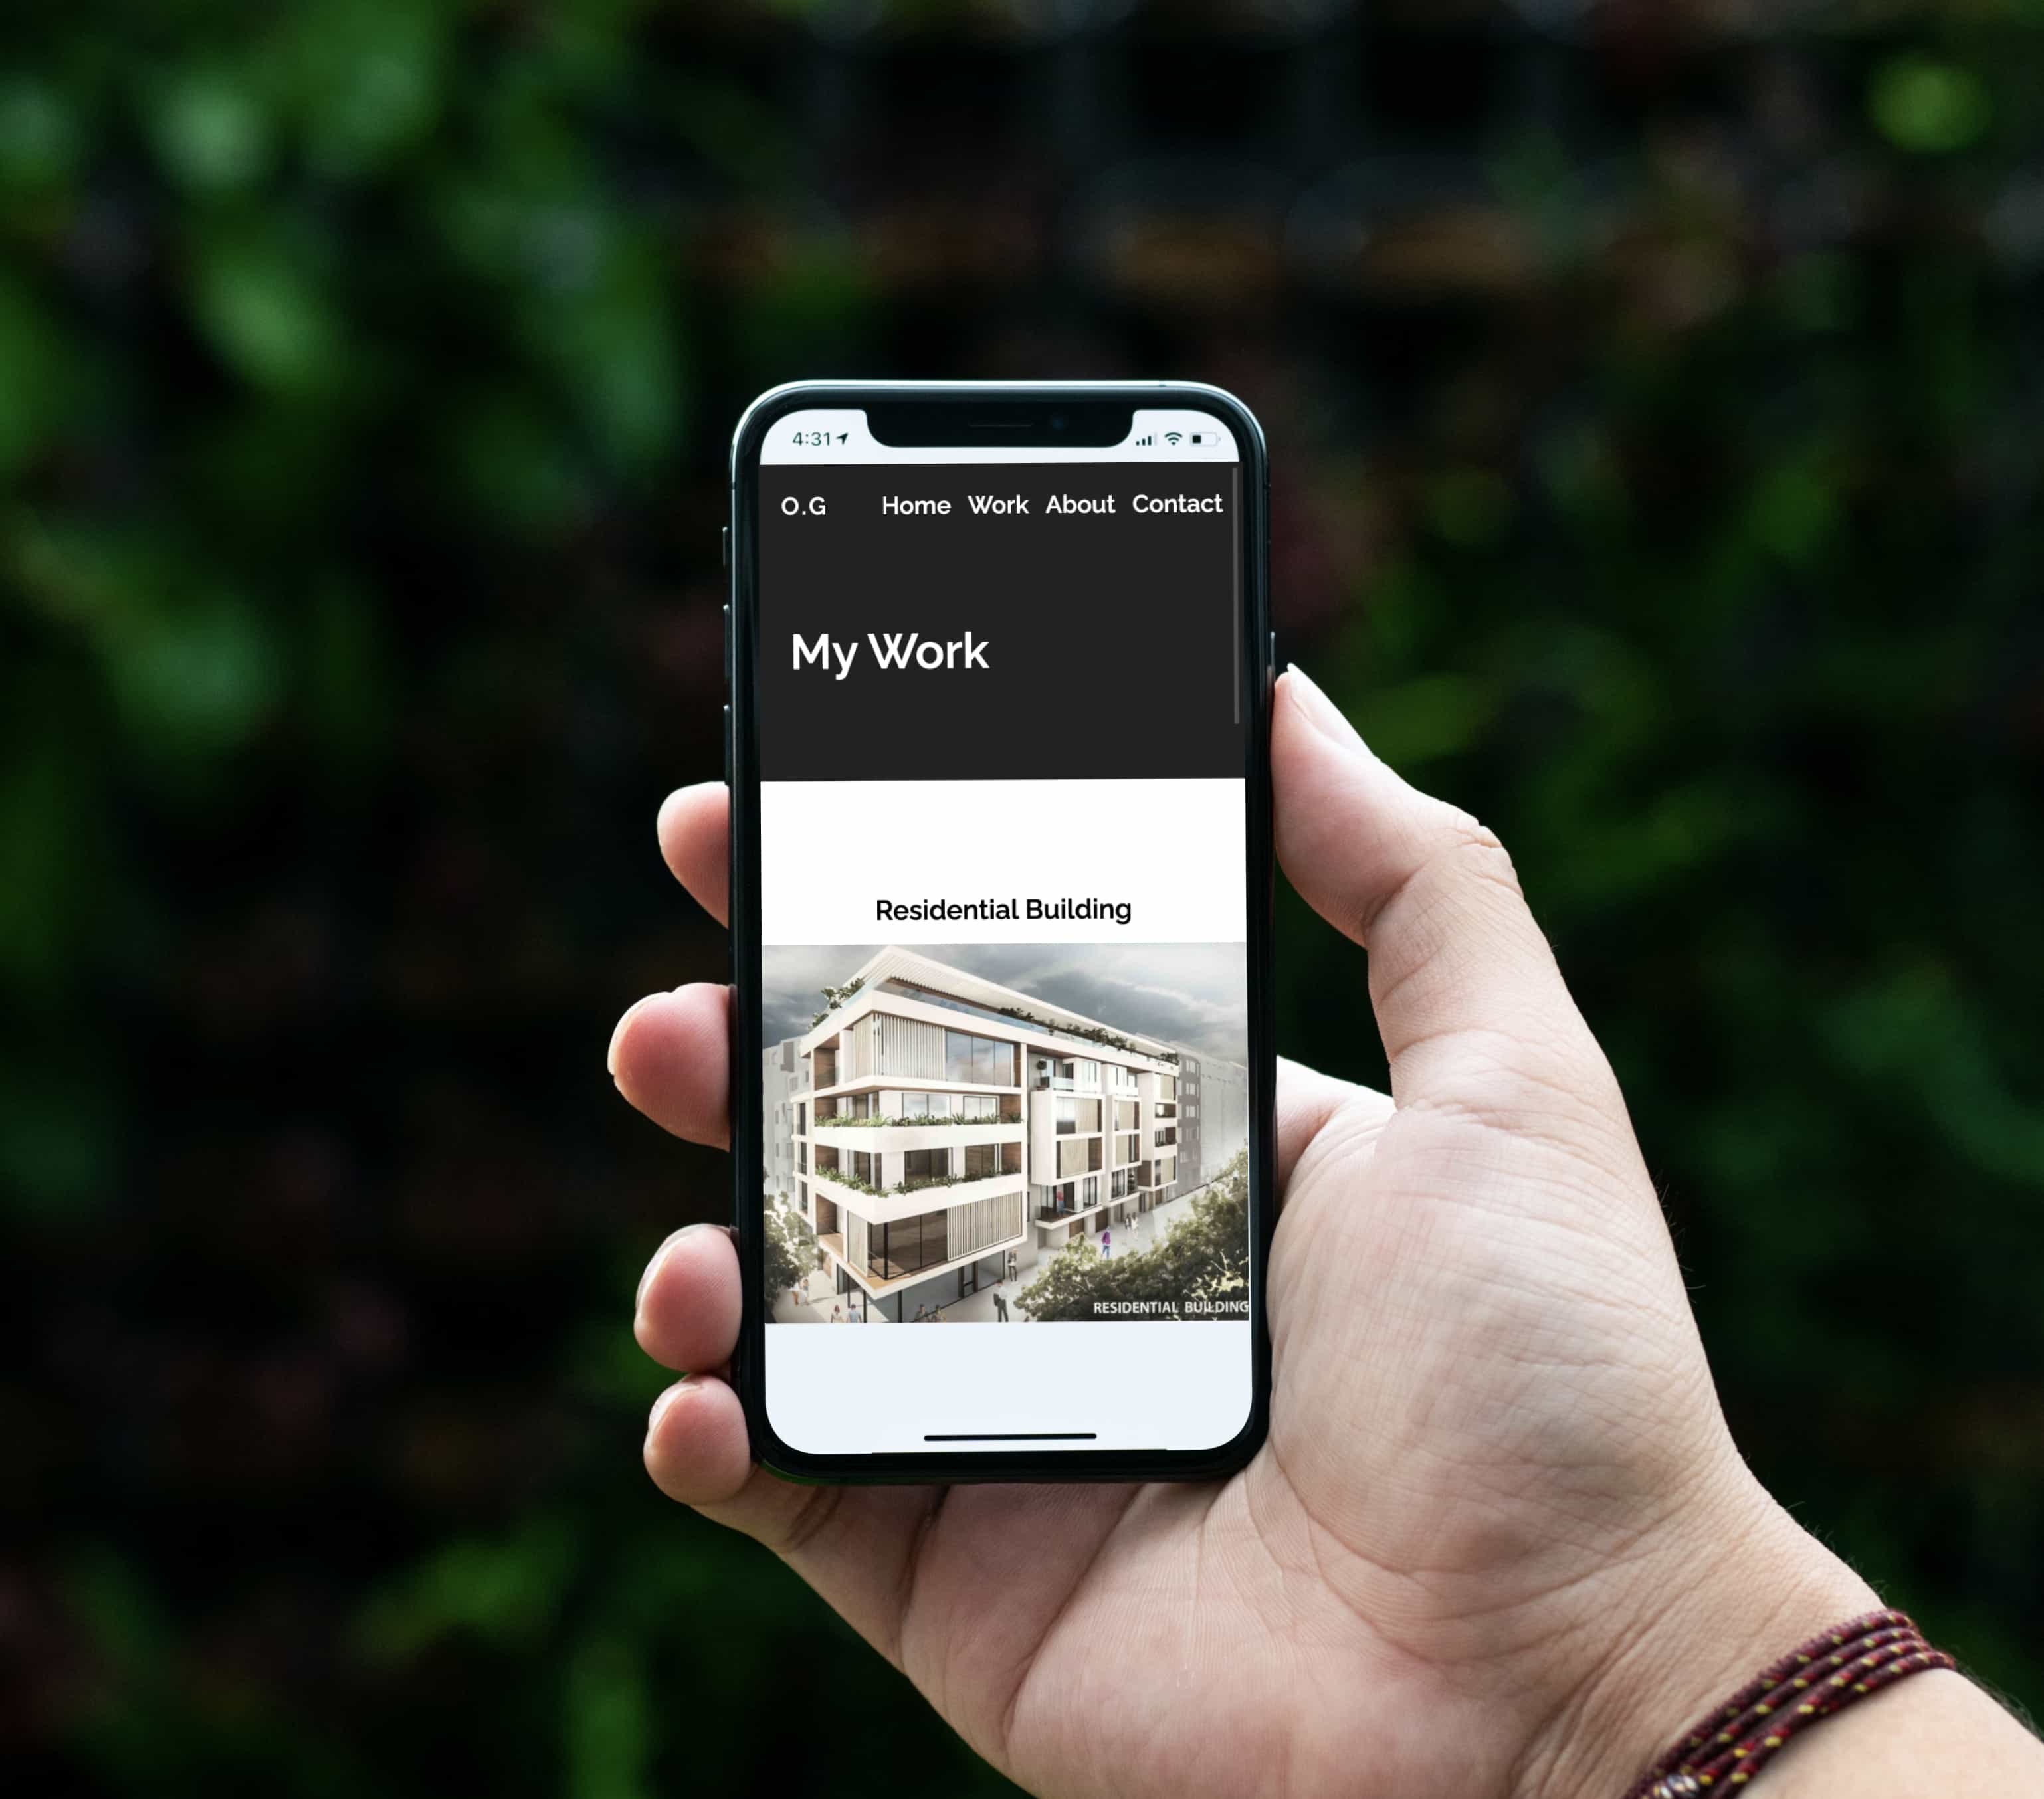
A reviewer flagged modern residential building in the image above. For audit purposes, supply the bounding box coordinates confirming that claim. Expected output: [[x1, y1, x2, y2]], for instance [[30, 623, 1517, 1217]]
[[1177, 1052, 1206, 1189], [1172, 1050, 1250, 1192], [783, 947, 1189, 1323], [762, 1036, 803, 1201]]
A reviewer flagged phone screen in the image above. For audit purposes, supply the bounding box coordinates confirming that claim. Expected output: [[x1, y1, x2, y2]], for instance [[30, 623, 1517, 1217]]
[[750, 401, 1259, 1458]]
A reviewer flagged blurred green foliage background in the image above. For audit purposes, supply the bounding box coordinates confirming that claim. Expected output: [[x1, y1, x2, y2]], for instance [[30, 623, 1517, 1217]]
[[5, 1, 2042, 1792]]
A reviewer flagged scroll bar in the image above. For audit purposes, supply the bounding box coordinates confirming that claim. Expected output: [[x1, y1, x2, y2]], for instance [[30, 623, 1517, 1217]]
[[1232, 464, 1241, 725]]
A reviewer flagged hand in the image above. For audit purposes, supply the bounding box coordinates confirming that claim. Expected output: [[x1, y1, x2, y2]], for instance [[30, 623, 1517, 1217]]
[[610, 669, 1928, 1798]]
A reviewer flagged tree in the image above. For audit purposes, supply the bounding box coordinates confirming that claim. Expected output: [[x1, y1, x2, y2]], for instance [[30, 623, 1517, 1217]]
[[810, 976, 864, 1027], [764, 1196, 825, 1303], [1015, 1151, 1249, 1322]]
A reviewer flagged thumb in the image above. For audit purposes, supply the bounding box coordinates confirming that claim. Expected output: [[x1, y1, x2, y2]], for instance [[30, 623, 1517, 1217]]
[[1272, 666, 1615, 1121]]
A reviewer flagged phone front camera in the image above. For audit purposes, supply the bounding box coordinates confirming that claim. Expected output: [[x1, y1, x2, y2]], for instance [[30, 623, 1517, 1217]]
[[1051, 415, 1066, 432]]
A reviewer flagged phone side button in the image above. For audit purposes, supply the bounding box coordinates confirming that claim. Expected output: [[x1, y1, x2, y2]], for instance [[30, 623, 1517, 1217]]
[[722, 703, 731, 783], [721, 524, 730, 568]]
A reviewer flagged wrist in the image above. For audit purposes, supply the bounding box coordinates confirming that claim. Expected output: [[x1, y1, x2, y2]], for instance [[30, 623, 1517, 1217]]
[[1513, 1466, 1880, 1799]]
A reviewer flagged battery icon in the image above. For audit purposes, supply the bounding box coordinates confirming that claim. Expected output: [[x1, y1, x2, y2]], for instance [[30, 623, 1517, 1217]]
[[1190, 432, 1205, 444]]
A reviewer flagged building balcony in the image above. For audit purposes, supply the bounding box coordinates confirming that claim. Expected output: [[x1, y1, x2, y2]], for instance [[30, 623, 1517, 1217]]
[[807, 1167, 1028, 1227], [1033, 1189, 1138, 1233], [811, 1073, 1021, 1103], [811, 1119, 1025, 1155]]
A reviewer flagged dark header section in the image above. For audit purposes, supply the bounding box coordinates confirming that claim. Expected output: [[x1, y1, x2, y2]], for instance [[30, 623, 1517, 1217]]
[[756, 462, 1244, 781]]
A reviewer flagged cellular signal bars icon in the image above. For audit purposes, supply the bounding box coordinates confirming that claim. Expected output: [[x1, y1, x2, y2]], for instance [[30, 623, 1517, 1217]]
[[1134, 433, 1154, 446]]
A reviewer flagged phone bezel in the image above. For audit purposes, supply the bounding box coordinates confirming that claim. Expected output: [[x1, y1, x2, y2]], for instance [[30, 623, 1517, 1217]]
[[726, 381, 1277, 1484]]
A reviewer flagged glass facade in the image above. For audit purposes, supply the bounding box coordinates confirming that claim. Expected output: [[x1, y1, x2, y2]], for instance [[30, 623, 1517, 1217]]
[[861, 1210, 947, 1281], [944, 1028, 1016, 1086], [880, 1090, 1005, 1120]]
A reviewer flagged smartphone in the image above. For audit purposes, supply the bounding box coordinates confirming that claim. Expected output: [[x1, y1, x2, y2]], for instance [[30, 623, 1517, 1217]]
[[726, 381, 1275, 1482]]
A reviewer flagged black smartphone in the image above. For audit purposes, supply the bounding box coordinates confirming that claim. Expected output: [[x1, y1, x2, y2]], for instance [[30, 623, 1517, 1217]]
[[726, 381, 1275, 1483]]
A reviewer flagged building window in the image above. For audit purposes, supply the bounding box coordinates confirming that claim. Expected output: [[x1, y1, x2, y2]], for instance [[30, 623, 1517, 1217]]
[[1116, 1132, 1139, 1165], [901, 1147, 950, 1188], [962, 1141, 1017, 1180], [945, 1028, 1015, 1086], [1033, 1181, 1074, 1216], [864, 1209, 948, 1280], [1056, 1095, 1100, 1134], [1115, 1099, 1138, 1131]]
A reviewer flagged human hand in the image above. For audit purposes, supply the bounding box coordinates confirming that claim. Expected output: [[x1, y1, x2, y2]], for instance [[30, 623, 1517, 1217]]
[[611, 669, 1949, 1798]]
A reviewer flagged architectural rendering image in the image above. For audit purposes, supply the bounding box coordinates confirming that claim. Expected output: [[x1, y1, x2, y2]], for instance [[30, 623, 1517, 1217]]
[[761, 945, 1249, 1324]]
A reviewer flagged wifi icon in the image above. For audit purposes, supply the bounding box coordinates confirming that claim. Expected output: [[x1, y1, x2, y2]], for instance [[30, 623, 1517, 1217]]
[[1163, 431, 1183, 446]]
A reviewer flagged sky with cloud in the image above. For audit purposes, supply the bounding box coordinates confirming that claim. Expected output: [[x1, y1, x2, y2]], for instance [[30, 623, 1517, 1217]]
[[761, 943, 1249, 1064]]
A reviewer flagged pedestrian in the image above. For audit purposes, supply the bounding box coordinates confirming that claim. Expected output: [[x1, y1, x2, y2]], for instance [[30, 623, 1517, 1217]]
[[1005, 1250, 1017, 1283], [829, 1303, 843, 1323], [1100, 1228, 1111, 1259], [913, 1304, 927, 1322], [993, 1291, 1009, 1323]]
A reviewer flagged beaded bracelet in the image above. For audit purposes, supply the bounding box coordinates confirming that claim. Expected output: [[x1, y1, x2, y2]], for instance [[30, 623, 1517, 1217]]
[[1625, 1609, 1956, 1796]]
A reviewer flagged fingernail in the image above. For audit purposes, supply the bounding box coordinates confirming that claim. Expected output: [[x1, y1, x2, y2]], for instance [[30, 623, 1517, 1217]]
[[636, 1223, 702, 1313], [647, 1379, 688, 1439], [1284, 665, 1366, 753], [608, 993, 659, 1078]]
